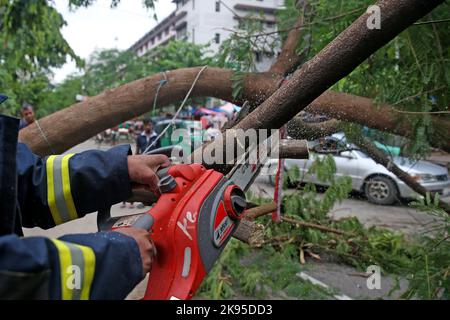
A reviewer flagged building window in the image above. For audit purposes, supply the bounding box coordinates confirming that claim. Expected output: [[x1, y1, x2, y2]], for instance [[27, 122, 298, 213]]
[[215, 33, 220, 44], [177, 27, 187, 40], [215, 1, 220, 12], [177, 0, 187, 10]]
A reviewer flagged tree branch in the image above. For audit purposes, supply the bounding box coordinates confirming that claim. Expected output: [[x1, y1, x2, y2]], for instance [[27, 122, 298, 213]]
[[269, 1, 307, 75], [287, 118, 341, 140]]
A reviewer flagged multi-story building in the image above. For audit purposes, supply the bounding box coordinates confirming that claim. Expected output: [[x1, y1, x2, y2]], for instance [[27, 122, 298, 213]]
[[130, 0, 285, 72]]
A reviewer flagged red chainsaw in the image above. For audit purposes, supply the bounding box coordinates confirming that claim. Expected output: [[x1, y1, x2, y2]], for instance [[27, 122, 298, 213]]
[[98, 145, 265, 300]]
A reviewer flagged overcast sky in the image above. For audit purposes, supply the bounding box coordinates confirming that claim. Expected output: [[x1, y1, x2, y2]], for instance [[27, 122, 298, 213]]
[[51, 0, 176, 83]]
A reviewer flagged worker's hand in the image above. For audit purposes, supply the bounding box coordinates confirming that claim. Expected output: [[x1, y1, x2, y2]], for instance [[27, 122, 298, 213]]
[[127, 154, 170, 193], [114, 227, 157, 276]]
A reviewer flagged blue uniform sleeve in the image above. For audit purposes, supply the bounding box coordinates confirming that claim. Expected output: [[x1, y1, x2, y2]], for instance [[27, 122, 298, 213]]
[[0, 231, 143, 300], [16, 143, 133, 229]]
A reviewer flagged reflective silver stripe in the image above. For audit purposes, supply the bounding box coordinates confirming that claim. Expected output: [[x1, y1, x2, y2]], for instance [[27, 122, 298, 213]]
[[52, 156, 72, 223], [182, 247, 191, 278], [65, 242, 85, 300]]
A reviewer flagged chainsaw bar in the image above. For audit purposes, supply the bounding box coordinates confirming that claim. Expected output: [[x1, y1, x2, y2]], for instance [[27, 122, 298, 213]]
[[226, 135, 274, 191]]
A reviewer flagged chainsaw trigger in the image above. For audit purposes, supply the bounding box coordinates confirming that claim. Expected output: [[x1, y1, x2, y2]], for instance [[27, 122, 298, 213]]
[[168, 164, 196, 181]]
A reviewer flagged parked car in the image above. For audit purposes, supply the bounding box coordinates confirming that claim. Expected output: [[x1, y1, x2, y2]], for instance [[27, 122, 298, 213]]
[[154, 119, 203, 152], [268, 133, 450, 205]]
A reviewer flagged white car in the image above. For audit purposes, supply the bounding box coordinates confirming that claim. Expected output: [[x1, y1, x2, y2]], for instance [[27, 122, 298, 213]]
[[269, 133, 450, 205]]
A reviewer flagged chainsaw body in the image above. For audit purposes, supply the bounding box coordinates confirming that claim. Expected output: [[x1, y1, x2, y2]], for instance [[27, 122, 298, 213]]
[[108, 163, 246, 300]]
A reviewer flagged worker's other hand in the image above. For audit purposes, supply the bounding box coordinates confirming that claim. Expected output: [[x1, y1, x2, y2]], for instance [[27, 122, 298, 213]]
[[115, 228, 157, 276], [127, 155, 170, 193]]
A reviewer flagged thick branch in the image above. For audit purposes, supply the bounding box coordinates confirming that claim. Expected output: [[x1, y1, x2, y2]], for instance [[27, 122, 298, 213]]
[[287, 118, 341, 140], [279, 139, 309, 159], [20, 80, 448, 156], [19, 68, 281, 156]]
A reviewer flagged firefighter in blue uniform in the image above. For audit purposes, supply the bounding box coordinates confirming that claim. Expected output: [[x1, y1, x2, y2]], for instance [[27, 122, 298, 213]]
[[0, 94, 169, 299]]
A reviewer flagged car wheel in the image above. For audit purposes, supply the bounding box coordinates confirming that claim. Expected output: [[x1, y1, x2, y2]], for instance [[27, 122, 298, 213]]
[[364, 176, 398, 205]]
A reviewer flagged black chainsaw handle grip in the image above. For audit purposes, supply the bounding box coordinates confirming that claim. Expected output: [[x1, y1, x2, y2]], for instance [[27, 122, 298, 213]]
[[145, 145, 183, 159]]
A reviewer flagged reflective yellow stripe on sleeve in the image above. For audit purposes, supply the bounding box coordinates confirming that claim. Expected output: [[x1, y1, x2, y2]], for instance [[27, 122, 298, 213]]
[[51, 239, 72, 300], [78, 245, 96, 300], [46, 154, 78, 225], [46, 155, 62, 225], [51, 239, 96, 300], [61, 154, 78, 221]]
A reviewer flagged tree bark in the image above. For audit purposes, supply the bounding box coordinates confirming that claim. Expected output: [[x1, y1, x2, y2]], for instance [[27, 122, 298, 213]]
[[287, 118, 341, 140], [244, 202, 278, 220], [279, 139, 309, 159]]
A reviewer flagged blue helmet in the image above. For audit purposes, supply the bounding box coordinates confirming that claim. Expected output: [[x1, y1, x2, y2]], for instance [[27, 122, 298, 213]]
[[0, 94, 8, 105]]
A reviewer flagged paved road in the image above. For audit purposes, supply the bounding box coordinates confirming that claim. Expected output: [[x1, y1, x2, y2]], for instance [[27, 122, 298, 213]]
[[22, 139, 448, 299]]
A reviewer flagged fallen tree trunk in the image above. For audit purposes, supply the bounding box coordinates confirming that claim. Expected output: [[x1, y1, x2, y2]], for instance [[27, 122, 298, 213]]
[[19, 68, 282, 156]]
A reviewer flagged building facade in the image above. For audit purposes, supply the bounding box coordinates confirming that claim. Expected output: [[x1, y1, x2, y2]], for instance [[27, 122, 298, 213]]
[[130, 0, 285, 72]]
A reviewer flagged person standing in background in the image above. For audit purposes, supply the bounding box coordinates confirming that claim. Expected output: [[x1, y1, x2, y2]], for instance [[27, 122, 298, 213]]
[[19, 103, 36, 130], [136, 119, 160, 155]]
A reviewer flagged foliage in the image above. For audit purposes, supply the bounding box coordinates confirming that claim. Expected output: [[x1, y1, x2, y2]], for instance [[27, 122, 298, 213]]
[[0, 0, 157, 115], [201, 195, 449, 300], [216, 11, 279, 73]]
